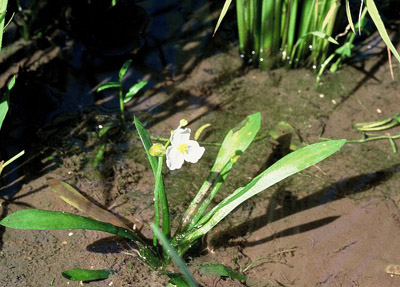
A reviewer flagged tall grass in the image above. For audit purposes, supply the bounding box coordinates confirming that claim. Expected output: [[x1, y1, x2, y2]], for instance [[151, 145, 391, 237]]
[[237, 0, 342, 71], [214, 0, 400, 74]]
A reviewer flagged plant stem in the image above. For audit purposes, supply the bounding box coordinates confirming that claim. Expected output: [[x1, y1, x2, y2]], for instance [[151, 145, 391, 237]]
[[153, 158, 161, 246], [119, 86, 125, 125]]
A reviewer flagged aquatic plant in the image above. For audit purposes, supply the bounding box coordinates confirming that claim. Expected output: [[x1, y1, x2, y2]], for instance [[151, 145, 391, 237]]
[[215, 0, 400, 75], [0, 113, 345, 284], [97, 59, 147, 125]]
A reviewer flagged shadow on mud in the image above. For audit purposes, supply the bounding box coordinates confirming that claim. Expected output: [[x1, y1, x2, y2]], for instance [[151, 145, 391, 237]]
[[210, 163, 400, 249]]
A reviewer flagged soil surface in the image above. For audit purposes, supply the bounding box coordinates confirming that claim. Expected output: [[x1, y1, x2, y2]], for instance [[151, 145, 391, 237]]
[[1, 3, 400, 286]]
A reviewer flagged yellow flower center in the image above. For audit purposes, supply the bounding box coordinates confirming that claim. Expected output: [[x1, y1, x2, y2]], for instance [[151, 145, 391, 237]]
[[177, 143, 188, 153]]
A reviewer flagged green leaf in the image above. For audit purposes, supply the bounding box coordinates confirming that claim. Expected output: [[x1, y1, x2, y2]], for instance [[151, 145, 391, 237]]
[[119, 60, 132, 81], [134, 117, 158, 173], [62, 268, 111, 282], [199, 263, 247, 282], [166, 273, 191, 287], [0, 209, 142, 243], [0, 92, 9, 131], [124, 81, 147, 104], [182, 140, 346, 247], [134, 117, 171, 237], [213, 0, 232, 36], [310, 31, 339, 45], [96, 82, 121, 92], [345, 0, 355, 33], [366, 0, 400, 63], [7, 75, 16, 90], [179, 113, 261, 232]]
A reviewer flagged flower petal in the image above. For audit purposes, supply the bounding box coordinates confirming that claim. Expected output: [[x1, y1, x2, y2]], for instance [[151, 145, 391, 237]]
[[170, 128, 191, 147], [166, 146, 185, 170], [183, 140, 205, 163]]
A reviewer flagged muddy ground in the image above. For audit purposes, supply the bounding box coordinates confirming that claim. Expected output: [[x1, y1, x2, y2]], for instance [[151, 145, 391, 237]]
[[1, 8, 400, 286]]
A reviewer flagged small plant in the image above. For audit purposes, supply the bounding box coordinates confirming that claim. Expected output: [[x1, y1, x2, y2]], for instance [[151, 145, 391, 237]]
[[97, 59, 147, 125], [0, 113, 345, 284]]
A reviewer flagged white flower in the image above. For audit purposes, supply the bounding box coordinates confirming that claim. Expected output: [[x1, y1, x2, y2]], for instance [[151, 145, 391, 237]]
[[166, 128, 205, 170]]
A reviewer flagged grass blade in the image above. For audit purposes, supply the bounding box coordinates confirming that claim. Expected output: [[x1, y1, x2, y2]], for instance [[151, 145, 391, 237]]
[[62, 269, 111, 282], [213, 0, 232, 36], [345, 0, 355, 33], [365, 0, 400, 63]]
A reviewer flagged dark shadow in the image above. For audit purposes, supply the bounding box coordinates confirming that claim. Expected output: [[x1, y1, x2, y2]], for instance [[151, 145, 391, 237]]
[[336, 26, 400, 109], [239, 216, 340, 247], [210, 163, 399, 249], [86, 236, 125, 254]]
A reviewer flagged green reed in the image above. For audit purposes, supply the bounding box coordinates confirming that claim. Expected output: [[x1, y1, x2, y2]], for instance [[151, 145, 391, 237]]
[[237, 0, 342, 70]]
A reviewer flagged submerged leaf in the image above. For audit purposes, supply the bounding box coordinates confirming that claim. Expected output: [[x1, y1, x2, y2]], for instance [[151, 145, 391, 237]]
[[199, 264, 247, 282], [62, 268, 111, 282]]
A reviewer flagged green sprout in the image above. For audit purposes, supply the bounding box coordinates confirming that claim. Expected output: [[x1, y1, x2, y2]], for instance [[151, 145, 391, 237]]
[[97, 60, 147, 125]]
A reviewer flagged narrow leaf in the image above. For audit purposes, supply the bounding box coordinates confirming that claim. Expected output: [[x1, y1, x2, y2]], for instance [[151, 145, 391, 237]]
[[119, 60, 132, 81], [134, 117, 171, 237], [124, 81, 147, 104], [365, 0, 400, 63], [134, 117, 158, 173], [213, 0, 232, 36], [7, 75, 16, 90], [310, 31, 339, 45], [345, 0, 355, 33], [199, 264, 247, 282], [0, 89, 10, 131], [62, 268, 111, 282], [97, 82, 121, 92], [46, 176, 131, 229], [0, 209, 142, 243]]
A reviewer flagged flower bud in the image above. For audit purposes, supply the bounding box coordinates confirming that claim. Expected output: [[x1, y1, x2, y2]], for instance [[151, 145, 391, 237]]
[[149, 143, 166, 157], [179, 119, 188, 127]]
